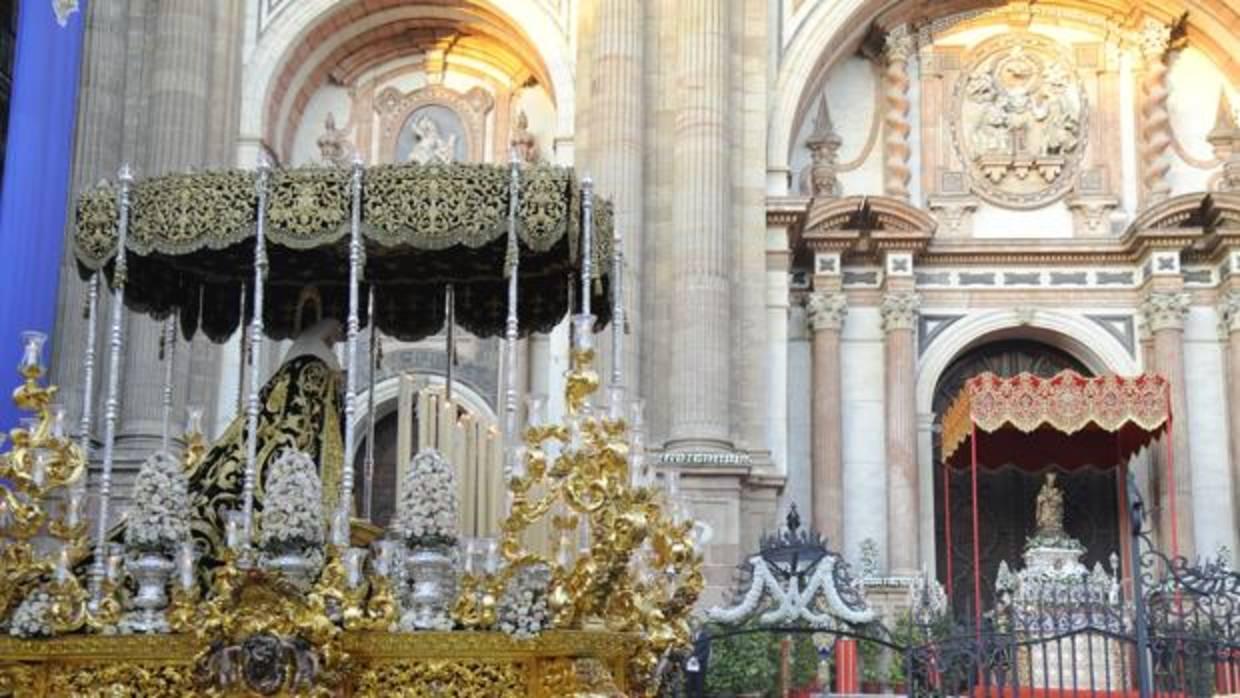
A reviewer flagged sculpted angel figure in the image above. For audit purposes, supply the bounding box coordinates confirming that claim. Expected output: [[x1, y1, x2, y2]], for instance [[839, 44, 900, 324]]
[[407, 115, 457, 164]]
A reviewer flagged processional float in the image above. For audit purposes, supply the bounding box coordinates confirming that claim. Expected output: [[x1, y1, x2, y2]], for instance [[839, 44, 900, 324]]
[[0, 158, 703, 696]]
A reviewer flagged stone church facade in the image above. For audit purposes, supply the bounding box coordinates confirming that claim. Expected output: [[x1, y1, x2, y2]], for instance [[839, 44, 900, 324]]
[[51, 0, 1240, 603]]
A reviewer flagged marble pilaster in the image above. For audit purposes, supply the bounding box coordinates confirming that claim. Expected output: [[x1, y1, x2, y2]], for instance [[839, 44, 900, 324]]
[[807, 290, 846, 545], [667, 0, 731, 450], [1140, 290, 1194, 559], [881, 289, 920, 574], [1219, 290, 1240, 543]]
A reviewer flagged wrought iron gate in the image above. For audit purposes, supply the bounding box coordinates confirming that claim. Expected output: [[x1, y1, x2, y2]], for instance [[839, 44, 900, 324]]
[[684, 488, 1239, 698]]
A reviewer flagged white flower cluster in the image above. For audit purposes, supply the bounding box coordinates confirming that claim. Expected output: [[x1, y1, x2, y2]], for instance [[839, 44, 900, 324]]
[[124, 451, 191, 555], [9, 589, 53, 638], [497, 563, 551, 639], [257, 449, 325, 553], [395, 449, 458, 549]]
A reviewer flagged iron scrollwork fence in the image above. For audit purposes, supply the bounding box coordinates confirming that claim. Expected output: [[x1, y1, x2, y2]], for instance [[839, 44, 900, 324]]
[[686, 489, 1240, 698]]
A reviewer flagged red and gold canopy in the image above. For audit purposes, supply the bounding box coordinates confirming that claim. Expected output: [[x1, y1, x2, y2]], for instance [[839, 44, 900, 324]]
[[941, 370, 1171, 470]]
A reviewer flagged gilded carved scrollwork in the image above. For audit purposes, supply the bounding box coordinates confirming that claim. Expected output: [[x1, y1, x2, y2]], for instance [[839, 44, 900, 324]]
[[356, 660, 525, 697]]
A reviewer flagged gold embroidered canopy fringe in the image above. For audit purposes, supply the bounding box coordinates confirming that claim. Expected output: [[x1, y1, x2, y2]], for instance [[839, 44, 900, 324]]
[[73, 163, 613, 342]]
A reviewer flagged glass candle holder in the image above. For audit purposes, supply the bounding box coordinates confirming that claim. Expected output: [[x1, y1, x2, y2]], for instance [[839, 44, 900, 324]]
[[224, 510, 244, 551], [461, 538, 478, 575], [372, 539, 397, 578], [177, 540, 196, 591], [345, 548, 366, 588], [330, 507, 350, 548], [185, 406, 204, 436], [606, 385, 627, 422], [49, 404, 67, 440], [18, 331, 47, 374], [64, 489, 84, 529], [482, 538, 499, 575], [524, 393, 547, 430], [504, 444, 527, 482], [55, 544, 72, 583], [571, 314, 596, 354], [105, 544, 124, 584]]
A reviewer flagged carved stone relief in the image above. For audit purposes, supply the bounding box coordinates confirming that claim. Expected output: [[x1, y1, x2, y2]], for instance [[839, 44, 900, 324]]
[[375, 84, 494, 164], [952, 34, 1087, 209]]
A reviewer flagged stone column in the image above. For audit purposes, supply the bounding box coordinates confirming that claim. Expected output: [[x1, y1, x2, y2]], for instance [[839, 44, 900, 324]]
[[119, 1, 215, 452], [52, 0, 130, 433], [1219, 290, 1240, 545], [807, 290, 846, 545], [1138, 18, 1172, 205], [1141, 289, 1194, 559], [667, 0, 730, 450], [882, 289, 920, 574], [882, 26, 915, 202], [765, 240, 791, 476], [590, 0, 644, 391]]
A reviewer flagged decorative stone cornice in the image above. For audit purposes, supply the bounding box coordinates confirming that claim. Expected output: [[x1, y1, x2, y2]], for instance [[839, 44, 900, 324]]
[[884, 25, 916, 65], [806, 291, 847, 332], [1140, 291, 1191, 333], [1219, 290, 1240, 336], [880, 291, 920, 333]]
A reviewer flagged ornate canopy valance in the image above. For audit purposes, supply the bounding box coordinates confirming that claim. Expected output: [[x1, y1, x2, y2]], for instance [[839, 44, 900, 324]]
[[73, 163, 613, 342], [941, 370, 1171, 470]]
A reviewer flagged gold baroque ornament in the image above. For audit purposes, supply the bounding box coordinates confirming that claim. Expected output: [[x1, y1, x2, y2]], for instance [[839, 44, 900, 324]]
[[45, 663, 194, 697], [355, 660, 525, 697], [952, 33, 1087, 209]]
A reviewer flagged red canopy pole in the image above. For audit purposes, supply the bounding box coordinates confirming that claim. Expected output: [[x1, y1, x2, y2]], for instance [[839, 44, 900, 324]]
[[970, 421, 982, 631], [943, 462, 954, 605]]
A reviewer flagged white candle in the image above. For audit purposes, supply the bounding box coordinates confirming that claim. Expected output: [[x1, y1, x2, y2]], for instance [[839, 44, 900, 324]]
[[177, 541, 195, 590]]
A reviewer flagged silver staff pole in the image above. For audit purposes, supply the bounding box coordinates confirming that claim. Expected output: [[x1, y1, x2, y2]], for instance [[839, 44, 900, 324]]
[[337, 156, 364, 545], [90, 164, 133, 604], [241, 157, 271, 550]]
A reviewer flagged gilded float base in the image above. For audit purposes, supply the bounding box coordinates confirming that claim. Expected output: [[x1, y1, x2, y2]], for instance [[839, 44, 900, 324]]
[[0, 630, 632, 697]]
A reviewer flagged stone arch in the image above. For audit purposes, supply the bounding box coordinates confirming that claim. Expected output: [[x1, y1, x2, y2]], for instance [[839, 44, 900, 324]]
[[768, 0, 1240, 183], [915, 307, 1138, 416], [240, 0, 573, 163]]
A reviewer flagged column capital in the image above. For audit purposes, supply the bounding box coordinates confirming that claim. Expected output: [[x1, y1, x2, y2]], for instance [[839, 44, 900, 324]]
[[1218, 290, 1240, 336], [1138, 17, 1172, 61], [880, 291, 920, 333], [807, 290, 847, 332], [1141, 290, 1190, 332], [885, 25, 916, 65]]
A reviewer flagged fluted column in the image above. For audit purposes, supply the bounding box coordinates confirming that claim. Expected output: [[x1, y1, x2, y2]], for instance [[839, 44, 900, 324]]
[[882, 26, 915, 202], [1139, 18, 1172, 205], [808, 291, 846, 546], [1219, 290, 1240, 545], [882, 289, 920, 574], [590, 0, 644, 392], [119, 1, 215, 451], [667, 0, 730, 449], [1141, 290, 1194, 558], [52, 0, 130, 434]]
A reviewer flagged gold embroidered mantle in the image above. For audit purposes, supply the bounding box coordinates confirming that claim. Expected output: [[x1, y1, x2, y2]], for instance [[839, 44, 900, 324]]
[[73, 163, 613, 342]]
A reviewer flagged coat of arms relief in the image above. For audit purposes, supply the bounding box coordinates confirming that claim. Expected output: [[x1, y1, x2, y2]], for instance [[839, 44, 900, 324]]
[[953, 34, 1087, 209]]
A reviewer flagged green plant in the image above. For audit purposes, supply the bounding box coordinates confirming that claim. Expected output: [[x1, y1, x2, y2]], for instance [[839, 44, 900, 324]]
[[789, 634, 820, 689], [704, 631, 778, 696]]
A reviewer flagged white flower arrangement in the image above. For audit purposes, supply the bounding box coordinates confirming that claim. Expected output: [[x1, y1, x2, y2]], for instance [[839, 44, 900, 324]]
[[497, 563, 551, 639], [257, 449, 325, 554], [9, 588, 53, 638], [124, 451, 191, 556], [395, 449, 458, 550]]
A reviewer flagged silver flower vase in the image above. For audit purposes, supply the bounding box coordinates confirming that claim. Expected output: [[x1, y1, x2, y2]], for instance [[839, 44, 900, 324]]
[[400, 547, 456, 631], [122, 552, 175, 634]]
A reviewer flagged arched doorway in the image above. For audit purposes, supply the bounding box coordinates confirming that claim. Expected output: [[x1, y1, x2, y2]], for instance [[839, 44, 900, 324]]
[[931, 339, 1123, 615]]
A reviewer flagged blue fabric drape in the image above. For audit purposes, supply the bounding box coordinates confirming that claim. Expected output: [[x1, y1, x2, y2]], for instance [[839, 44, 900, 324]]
[[0, 1, 86, 430]]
